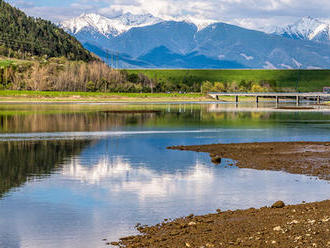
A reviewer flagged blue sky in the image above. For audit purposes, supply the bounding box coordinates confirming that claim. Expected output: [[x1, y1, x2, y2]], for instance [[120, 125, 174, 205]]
[[7, 0, 330, 30]]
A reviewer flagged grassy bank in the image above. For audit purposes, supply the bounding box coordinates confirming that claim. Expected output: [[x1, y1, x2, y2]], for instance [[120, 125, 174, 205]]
[[127, 69, 330, 92], [1, 90, 323, 103], [0, 90, 211, 102]]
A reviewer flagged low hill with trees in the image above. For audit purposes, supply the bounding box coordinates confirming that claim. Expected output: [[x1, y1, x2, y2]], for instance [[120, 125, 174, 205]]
[[0, 0, 93, 61]]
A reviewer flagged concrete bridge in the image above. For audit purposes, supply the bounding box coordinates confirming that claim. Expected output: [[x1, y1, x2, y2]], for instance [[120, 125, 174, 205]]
[[208, 92, 330, 104]]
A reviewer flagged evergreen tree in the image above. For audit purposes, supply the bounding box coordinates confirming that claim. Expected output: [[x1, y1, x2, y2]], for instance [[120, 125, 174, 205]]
[[0, 0, 94, 61]]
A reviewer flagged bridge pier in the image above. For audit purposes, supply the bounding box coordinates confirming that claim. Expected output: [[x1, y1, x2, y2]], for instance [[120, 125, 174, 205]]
[[296, 96, 300, 105], [317, 96, 320, 104], [235, 96, 239, 103], [276, 96, 279, 103], [256, 96, 259, 103]]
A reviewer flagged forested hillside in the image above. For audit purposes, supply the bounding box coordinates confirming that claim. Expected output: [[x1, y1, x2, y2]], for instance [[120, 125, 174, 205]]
[[0, 0, 93, 61]]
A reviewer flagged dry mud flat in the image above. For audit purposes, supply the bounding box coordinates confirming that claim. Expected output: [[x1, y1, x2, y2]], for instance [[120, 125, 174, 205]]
[[112, 142, 330, 248]]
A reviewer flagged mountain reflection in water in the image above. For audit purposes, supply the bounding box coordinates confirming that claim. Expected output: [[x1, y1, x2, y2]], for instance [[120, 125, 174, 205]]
[[0, 140, 91, 198]]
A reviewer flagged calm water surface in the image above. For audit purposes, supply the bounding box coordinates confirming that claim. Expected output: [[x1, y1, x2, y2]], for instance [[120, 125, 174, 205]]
[[0, 102, 329, 248]]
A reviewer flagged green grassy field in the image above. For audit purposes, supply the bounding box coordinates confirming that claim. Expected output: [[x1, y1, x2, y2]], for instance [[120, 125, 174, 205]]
[[0, 90, 208, 102], [127, 69, 330, 92], [0, 90, 202, 98]]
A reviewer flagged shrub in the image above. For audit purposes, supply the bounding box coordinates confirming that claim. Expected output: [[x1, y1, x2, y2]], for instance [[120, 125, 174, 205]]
[[227, 81, 239, 92], [86, 81, 96, 92], [213, 82, 225, 92], [201, 81, 213, 94], [251, 84, 266, 92], [134, 84, 143, 92], [127, 73, 139, 84]]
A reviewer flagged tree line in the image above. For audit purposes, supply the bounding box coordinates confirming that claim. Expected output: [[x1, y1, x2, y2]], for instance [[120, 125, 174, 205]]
[[201, 80, 278, 93], [0, 58, 285, 93], [0, 57, 201, 92]]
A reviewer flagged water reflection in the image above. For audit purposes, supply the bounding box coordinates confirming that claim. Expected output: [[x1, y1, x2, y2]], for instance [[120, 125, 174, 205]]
[[0, 103, 329, 134], [63, 155, 216, 200], [1, 135, 328, 248], [0, 103, 329, 248], [0, 140, 90, 198]]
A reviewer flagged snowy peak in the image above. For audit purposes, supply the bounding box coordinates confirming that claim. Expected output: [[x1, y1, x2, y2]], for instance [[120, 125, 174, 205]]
[[274, 16, 330, 42], [115, 12, 162, 27], [61, 13, 118, 37], [60, 12, 163, 37], [173, 16, 216, 31]]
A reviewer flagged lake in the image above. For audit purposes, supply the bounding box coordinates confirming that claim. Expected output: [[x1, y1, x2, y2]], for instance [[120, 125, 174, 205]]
[[0, 102, 329, 248]]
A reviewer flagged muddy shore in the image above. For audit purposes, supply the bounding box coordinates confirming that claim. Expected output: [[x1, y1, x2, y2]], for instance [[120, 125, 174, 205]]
[[111, 142, 330, 248], [112, 200, 330, 248], [169, 142, 330, 180]]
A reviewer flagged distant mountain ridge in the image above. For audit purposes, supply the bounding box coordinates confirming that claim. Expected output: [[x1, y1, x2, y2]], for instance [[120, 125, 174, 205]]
[[273, 16, 330, 43], [61, 13, 163, 38], [61, 13, 330, 69]]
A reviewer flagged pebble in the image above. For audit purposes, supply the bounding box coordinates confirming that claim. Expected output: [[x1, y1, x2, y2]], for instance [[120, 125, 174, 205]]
[[211, 156, 221, 164], [321, 216, 330, 222], [272, 201, 285, 208], [288, 220, 299, 224], [308, 219, 316, 224], [273, 226, 282, 231]]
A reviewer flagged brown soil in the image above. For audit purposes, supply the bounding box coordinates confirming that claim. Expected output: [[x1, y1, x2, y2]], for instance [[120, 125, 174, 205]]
[[113, 200, 330, 248], [110, 142, 330, 248], [168, 142, 330, 180]]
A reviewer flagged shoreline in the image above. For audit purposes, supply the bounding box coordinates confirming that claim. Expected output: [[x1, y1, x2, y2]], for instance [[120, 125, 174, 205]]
[[169, 142, 330, 180], [0, 99, 329, 107], [113, 200, 330, 248], [4, 90, 328, 104], [0, 96, 257, 103], [112, 141, 330, 247]]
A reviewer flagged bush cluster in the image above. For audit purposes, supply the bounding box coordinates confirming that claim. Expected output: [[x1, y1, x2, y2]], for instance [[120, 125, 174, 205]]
[[201, 80, 275, 93], [0, 58, 159, 92]]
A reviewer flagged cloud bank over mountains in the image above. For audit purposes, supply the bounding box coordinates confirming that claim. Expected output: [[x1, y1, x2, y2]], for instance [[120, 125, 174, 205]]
[[8, 0, 330, 31]]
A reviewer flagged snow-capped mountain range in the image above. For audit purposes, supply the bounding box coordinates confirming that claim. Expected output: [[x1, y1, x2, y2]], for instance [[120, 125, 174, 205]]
[[61, 12, 163, 37], [60, 14, 330, 69], [273, 16, 330, 43]]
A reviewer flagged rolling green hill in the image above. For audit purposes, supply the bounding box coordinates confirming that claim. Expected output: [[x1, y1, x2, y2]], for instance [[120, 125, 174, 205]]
[[127, 69, 330, 92], [0, 0, 93, 61]]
